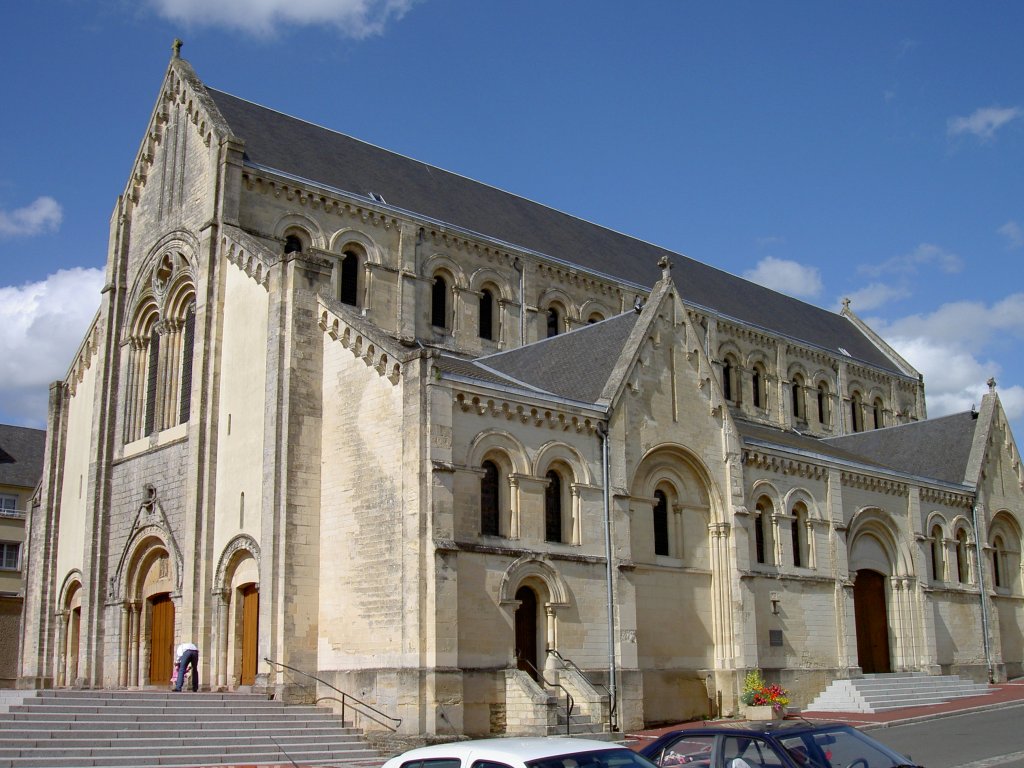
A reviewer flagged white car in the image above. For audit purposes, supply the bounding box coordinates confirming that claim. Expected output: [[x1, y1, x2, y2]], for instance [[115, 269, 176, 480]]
[[381, 738, 659, 768]]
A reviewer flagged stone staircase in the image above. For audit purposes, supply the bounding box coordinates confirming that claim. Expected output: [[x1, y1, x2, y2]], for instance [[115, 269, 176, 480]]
[[806, 672, 992, 713], [546, 692, 615, 739], [0, 689, 385, 768]]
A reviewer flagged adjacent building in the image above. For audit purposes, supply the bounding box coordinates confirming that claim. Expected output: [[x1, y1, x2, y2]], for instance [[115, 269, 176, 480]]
[[19, 46, 1024, 734]]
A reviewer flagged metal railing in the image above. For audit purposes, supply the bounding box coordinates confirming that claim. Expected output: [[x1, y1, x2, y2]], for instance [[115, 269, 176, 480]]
[[518, 657, 574, 735], [547, 648, 617, 730], [263, 657, 402, 732]]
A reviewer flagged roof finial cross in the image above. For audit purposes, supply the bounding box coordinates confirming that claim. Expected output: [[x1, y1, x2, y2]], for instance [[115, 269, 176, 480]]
[[988, 377, 997, 392], [658, 254, 672, 279], [842, 297, 851, 311], [172, 38, 183, 59]]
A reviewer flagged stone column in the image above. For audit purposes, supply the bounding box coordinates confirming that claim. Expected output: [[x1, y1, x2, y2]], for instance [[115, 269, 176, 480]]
[[570, 485, 582, 546], [509, 476, 521, 539], [216, 588, 230, 689], [119, 603, 130, 687], [55, 610, 68, 687], [128, 602, 140, 687]]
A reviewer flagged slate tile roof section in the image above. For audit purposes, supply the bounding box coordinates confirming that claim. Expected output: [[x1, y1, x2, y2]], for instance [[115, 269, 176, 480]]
[[205, 87, 902, 376], [736, 419, 888, 468], [0, 424, 46, 490], [435, 312, 640, 405], [822, 411, 980, 486]]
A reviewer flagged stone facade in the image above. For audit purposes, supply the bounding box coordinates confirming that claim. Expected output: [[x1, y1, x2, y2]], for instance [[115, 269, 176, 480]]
[[18, 48, 1024, 734]]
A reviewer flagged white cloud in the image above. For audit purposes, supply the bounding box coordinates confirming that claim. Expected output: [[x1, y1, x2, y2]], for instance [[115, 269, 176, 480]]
[[743, 256, 823, 299], [870, 294, 1024, 427], [947, 106, 1022, 141], [859, 242, 962, 278], [0, 196, 62, 237], [148, 0, 416, 38], [0, 268, 105, 426], [998, 220, 1024, 249], [837, 283, 911, 313]]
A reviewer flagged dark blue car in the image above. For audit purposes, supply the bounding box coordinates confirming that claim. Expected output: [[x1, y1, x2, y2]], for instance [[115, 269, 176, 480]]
[[638, 720, 922, 768]]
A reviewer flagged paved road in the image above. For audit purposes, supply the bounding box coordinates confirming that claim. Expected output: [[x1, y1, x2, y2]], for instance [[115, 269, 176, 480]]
[[866, 703, 1024, 768]]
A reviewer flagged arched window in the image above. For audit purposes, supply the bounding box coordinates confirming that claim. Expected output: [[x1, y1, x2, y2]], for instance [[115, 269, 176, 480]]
[[653, 489, 670, 556], [993, 535, 1005, 589], [546, 306, 562, 338], [873, 397, 884, 430], [817, 382, 831, 427], [480, 460, 500, 536], [851, 391, 864, 433], [284, 234, 303, 254], [722, 357, 738, 403], [178, 303, 196, 424], [340, 250, 359, 306], [587, 312, 604, 324], [754, 498, 773, 565], [791, 374, 805, 423], [545, 470, 563, 542], [752, 363, 768, 410], [792, 503, 808, 568], [479, 288, 495, 341], [431, 274, 448, 329], [931, 524, 944, 582], [956, 528, 969, 583], [144, 325, 160, 436]]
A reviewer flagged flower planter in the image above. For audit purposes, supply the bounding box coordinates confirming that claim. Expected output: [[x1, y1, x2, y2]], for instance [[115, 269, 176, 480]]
[[743, 704, 783, 721]]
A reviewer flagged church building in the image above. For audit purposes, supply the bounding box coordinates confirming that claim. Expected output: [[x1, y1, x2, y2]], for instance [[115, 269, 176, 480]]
[[19, 45, 1024, 735]]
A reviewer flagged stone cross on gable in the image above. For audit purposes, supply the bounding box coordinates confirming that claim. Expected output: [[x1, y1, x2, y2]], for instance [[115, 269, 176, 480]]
[[173, 39, 183, 58]]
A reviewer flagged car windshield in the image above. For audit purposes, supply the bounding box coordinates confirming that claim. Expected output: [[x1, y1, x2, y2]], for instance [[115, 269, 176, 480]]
[[528, 747, 659, 768], [779, 726, 916, 768]]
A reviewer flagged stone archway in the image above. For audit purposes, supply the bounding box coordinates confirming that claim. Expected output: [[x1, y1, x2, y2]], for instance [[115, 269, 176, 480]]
[[212, 535, 261, 689]]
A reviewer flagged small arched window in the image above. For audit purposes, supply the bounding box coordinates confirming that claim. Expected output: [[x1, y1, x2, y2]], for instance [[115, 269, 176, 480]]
[[479, 288, 495, 341], [546, 306, 562, 338], [754, 499, 773, 565], [817, 382, 831, 427], [792, 504, 808, 568], [851, 391, 864, 433], [144, 325, 160, 436], [993, 535, 1005, 589], [873, 397, 884, 430], [931, 524, 944, 582], [340, 250, 359, 306], [722, 358, 738, 403], [791, 375, 805, 422], [545, 470, 563, 542], [431, 274, 448, 329], [284, 234, 303, 254], [480, 460, 500, 536], [178, 303, 196, 424], [587, 312, 604, 324], [956, 528, 969, 583], [653, 489, 670, 557], [752, 364, 767, 410]]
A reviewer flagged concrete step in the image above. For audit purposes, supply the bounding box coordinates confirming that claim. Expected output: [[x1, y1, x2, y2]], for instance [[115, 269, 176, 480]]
[[807, 673, 992, 713]]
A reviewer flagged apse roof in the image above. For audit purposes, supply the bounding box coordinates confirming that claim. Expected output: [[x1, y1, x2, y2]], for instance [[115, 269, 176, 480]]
[[204, 86, 904, 376]]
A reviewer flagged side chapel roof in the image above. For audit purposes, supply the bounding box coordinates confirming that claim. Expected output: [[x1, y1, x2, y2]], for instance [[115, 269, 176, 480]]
[[0, 424, 46, 490], [202, 84, 904, 376]]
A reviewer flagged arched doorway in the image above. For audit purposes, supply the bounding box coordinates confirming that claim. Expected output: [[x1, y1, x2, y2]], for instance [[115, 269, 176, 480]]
[[148, 593, 175, 685], [853, 569, 891, 674], [514, 585, 540, 680], [239, 584, 259, 685]]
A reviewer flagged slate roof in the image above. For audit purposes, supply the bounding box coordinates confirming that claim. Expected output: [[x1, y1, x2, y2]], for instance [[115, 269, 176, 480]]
[[0, 424, 46, 490], [204, 86, 902, 376], [737, 411, 981, 487], [823, 411, 980, 486], [437, 311, 640, 405]]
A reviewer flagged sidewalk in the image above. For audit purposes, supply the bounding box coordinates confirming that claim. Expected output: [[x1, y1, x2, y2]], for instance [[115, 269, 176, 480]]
[[624, 679, 1024, 742]]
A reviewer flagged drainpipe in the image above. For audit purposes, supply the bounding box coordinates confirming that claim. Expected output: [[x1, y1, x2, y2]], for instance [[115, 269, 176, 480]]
[[972, 503, 995, 683], [596, 419, 618, 730]]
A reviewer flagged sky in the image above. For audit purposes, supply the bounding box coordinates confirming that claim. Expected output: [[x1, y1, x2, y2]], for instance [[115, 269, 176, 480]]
[[2, 1, 1022, 444]]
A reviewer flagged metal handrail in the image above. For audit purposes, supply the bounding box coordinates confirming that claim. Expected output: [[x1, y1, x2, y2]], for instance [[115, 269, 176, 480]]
[[547, 648, 617, 730], [264, 657, 402, 732], [517, 657, 574, 735]]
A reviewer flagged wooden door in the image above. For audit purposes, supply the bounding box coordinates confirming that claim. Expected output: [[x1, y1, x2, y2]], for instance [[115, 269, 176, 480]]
[[853, 570, 891, 673], [240, 584, 259, 685], [514, 586, 539, 680], [149, 594, 175, 685]]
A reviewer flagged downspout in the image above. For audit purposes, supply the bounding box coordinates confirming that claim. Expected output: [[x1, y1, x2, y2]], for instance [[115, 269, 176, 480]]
[[596, 419, 618, 730], [972, 503, 995, 682]]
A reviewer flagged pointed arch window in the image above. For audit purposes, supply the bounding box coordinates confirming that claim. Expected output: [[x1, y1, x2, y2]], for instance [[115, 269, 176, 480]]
[[431, 274, 449, 329], [480, 460, 500, 536], [545, 469, 563, 543], [479, 288, 495, 341], [653, 490, 670, 556], [340, 250, 360, 306]]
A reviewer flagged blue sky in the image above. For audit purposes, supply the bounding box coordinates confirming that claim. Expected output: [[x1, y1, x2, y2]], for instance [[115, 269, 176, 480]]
[[2, 1, 1022, 443]]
